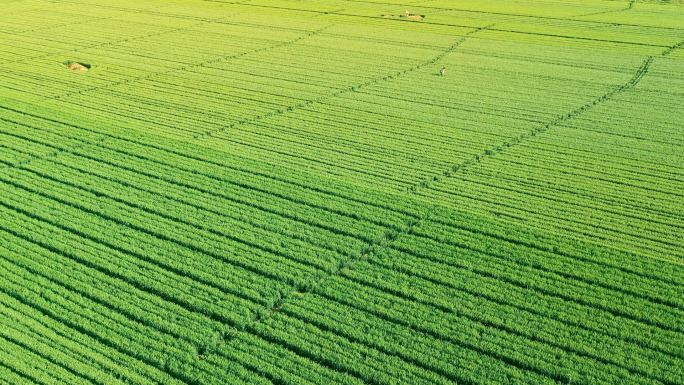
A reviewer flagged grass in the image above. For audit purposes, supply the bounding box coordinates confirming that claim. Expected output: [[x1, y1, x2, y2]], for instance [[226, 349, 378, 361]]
[[0, 0, 683, 384]]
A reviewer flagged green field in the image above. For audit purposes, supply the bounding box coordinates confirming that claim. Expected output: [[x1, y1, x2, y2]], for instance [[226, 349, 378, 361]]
[[1, 0, 683, 384]]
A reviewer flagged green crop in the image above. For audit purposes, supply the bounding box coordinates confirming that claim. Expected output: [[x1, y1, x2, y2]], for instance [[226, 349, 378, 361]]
[[0, 0, 682, 384]]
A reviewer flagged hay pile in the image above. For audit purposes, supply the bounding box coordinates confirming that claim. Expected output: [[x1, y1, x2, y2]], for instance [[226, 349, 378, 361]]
[[66, 62, 90, 71]]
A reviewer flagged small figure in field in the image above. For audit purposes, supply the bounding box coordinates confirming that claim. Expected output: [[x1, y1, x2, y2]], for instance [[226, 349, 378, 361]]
[[405, 10, 410, 17], [440, 67, 446, 76]]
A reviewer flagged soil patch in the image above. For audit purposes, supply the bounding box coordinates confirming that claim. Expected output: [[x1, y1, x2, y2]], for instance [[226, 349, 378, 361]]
[[65, 61, 91, 72], [401, 12, 425, 19]]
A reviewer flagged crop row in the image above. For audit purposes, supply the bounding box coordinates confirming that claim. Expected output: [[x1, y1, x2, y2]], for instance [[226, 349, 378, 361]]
[[457, 37, 647, 73], [0, 170, 316, 300], [19, 151, 359, 264], [311, 274, 670, 385], [15, 54, 612, 193], [570, 89, 684, 126], [0, 274, 266, 385], [245, 111, 470, 170], [368, 244, 683, 361], [514, 137, 684, 183], [0, 333, 94, 385], [551, 121, 682, 159], [539, 126, 683, 175], [466, 156, 683, 230], [33, 69, 508, 188], [8, 32, 584, 190], [425, 205, 684, 288], [16, 102, 680, 316], [472, 28, 664, 56], [355, 244, 683, 368], [217, 331, 363, 385], [1, 120, 395, 256], [450, 170, 681, 245], [493, 141, 684, 205], [0, 102, 427, 222], [48, 151, 371, 251], [296, 100, 516, 150], [421, 177, 682, 263], [248, 311, 455, 385], [0, 180, 284, 321], [0, 208, 296, 385], [0, 290, 171, 385], [56, 88, 436, 188], [0, 362, 38, 385], [0, 256, 199, 383], [277, 291, 555, 384], [358, 66, 619, 118], [0, 282, 279, 385], [8, 100, 676, 284], [0, 130, 58, 160], [417, 180, 682, 260], [73, 138, 405, 233], [408, 222, 684, 313], [0, 228, 222, 343], [0, 263, 202, 385]]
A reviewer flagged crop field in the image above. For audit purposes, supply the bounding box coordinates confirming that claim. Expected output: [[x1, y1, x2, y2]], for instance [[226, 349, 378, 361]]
[[0, 0, 683, 384]]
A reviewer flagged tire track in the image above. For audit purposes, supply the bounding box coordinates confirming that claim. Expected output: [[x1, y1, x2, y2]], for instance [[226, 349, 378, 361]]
[[572, 7, 630, 19], [193, 26, 487, 139], [406, 54, 654, 193], [237, 52, 677, 385], [662, 39, 684, 56], [193, 24, 489, 355]]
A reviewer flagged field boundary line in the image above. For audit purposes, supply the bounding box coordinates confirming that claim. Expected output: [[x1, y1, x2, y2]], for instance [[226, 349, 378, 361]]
[[193, 26, 488, 140], [404, 54, 655, 193], [662, 39, 684, 56]]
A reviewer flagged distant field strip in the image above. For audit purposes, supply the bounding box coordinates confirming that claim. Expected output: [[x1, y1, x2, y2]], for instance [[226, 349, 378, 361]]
[[1, 0, 683, 384]]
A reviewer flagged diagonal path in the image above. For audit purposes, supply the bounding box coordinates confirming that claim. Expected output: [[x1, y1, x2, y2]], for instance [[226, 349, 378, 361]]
[[194, 27, 490, 361], [404, 54, 655, 193], [40, 25, 332, 102], [192, 26, 488, 140]]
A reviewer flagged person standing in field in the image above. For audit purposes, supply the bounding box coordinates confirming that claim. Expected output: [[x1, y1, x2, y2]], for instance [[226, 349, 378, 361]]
[[440, 67, 446, 76]]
